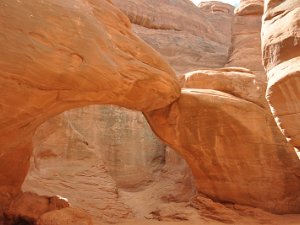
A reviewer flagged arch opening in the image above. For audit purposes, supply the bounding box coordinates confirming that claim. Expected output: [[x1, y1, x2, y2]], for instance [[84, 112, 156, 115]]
[[21, 105, 195, 224]]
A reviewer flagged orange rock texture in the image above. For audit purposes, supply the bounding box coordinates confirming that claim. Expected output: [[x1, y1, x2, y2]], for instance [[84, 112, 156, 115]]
[[0, 0, 179, 217], [22, 106, 195, 224], [145, 67, 300, 214], [226, 0, 264, 77], [1, 0, 300, 224], [262, 0, 300, 150], [113, 0, 234, 74]]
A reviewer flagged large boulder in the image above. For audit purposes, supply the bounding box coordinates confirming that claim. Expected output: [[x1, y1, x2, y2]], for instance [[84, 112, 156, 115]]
[[145, 68, 300, 214], [4, 192, 69, 225], [262, 0, 300, 150]]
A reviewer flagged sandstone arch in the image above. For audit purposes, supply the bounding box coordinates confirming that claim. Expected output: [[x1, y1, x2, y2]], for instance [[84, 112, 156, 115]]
[[0, 0, 180, 211], [1, 0, 300, 220]]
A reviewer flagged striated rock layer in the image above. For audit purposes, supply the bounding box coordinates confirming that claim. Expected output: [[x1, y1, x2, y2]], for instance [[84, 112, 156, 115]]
[[262, 0, 300, 150], [23, 106, 195, 224], [145, 68, 300, 214], [0, 0, 180, 219], [113, 0, 234, 74], [226, 0, 264, 78]]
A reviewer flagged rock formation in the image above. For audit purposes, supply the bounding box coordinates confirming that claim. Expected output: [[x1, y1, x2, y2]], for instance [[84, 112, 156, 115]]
[[262, 0, 300, 151], [23, 106, 195, 223], [145, 67, 300, 214], [113, 0, 234, 74], [1, 0, 300, 224], [0, 0, 179, 220], [226, 0, 264, 78], [37, 208, 93, 225], [4, 192, 69, 225]]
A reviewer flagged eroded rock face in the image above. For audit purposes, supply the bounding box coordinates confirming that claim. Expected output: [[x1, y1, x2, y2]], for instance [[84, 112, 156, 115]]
[[226, 0, 264, 78], [145, 68, 300, 214], [262, 0, 300, 150], [4, 192, 69, 225], [113, 0, 234, 74], [0, 0, 180, 211], [235, 0, 264, 16], [22, 105, 195, 223], [37, 208, 93, 225]]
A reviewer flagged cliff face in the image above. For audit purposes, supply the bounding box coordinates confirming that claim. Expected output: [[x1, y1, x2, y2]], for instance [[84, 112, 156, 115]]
[[113, 0, 234, 74], [226, 0, 264, 76], [23, 106, 195, 224], [262, 0, 300, 152]]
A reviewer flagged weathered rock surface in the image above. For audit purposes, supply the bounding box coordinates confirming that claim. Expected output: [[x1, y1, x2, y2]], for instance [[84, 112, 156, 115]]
[[4, 192, 69, 225], [28, 106, 166, 190], [22, 106, 196, 223], [262, 0, 300, 150], [226, 0, 264, 77], [0, 0, 180, 214], [145, 68, 300, 214], [181, 68, 264, 105], [113, 0, 234, 74], [235, 0, 264, 16], [37, 208, 93, 225]]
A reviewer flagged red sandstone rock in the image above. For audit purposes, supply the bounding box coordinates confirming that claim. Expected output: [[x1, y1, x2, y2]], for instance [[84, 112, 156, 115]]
[[37, 208, 93, 225], [235, 0, 264, 16], [0, 0, 180, 214], [145, 68, 300, 214], [262, 0, 300, 150], [226, 0, 264, 77], [113, 0, 234, 74], [4, 192, 69, 224]]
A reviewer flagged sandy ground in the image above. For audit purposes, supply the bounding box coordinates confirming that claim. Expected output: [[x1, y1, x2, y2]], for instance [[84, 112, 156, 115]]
[[103, 214, 300, 225]]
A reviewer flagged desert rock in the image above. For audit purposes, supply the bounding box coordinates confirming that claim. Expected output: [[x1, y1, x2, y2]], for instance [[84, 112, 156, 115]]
[[4, 192, 69, 225], [145, 68, 300, 214], [262, 0, 300, 150], [0, 0, 180, 219], [37, 208, 93, 225], [226, 0, 264, 77], [113, 0, 234, 74]]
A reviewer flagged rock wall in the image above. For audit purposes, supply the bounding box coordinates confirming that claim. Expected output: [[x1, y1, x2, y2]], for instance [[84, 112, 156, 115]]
[[262, 0, 300, 151], [23, 106, 196, 224], [113, 0, 234, 74], [226, 0, 264, 77]]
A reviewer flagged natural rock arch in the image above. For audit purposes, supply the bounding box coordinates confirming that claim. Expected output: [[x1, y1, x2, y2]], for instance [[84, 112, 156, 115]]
[[0, 0, 179, 211], [1, 0, 300, 220]]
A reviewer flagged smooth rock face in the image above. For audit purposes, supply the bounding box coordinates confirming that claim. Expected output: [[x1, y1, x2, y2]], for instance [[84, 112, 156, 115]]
[[262, 0, 300, 150], [0, 0, 180, 209], [113, 0, 234, 74], [145, 68, 300, 214]]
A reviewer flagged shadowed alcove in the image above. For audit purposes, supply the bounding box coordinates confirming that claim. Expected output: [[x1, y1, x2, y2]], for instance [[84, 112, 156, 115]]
[[22, 105, 195, 224]]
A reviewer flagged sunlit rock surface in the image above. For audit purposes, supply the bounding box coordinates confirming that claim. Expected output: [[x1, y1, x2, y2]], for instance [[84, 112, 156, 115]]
[[262, 0, 300, 150], [145, 68, 300, 214]]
